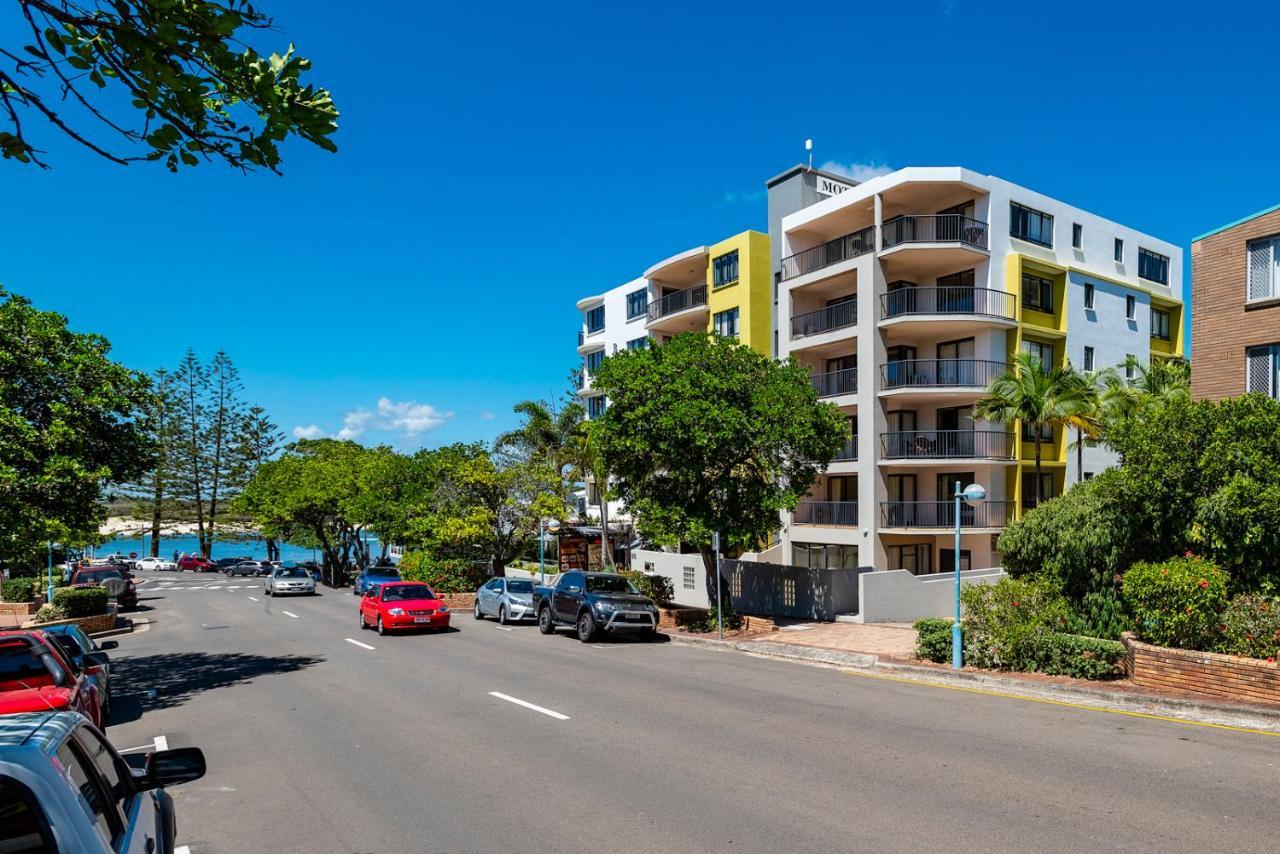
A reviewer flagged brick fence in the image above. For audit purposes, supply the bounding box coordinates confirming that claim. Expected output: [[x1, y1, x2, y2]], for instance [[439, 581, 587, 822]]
[[1122, 632, 1280, 705], [657, 607, 777, 634], [23, 611, 119, 635], [438, 593, 475, 612]]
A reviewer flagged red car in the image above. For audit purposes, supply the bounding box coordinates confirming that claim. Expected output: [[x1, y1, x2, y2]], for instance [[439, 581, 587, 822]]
[[0, 630, 104, 728], [177, 556, 217, 572], [69, 566, 137, 610], [358, 582, 451, 635]]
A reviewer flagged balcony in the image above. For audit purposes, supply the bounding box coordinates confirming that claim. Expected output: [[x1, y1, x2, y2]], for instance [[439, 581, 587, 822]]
[[781, 226, 874, 281], [880, 430, 1016, 461], [879, 500, 1014, 529], [881, 215, 988, 251], [880, 287, 1016, 323], [647, 285, 707, 323], [811, 367, 857, 398], [880, 359, 1007, 392], [794, 500, 858, 526], [833, 436, 858, 461], [791, 299, 857, 339]]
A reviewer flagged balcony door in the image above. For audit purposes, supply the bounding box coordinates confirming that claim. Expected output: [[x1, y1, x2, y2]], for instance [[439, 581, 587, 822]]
[[936, 269, 976, 313], [937, 201, 975, 243], [886, 280, 917, 317], [827, 475, 857, 503], [886, 474, 917, 526], [938, 406, 974, 457], [885, 345, 917, 387], [936, 337, 975, 385], [937, 472, 976, 526]]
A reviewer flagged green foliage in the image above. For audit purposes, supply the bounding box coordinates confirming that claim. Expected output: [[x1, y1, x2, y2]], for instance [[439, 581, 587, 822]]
[[0, 289, 152, 569], [1121, 555, 1228, 650], [397, 552, 489, 594], [1, 578, 36, 603], [960, 577, 1072, 670], [677, 604, 743, 634], [53, 586, 109, 617], [1064, 589, 1130, 641], [617, 570, 674, 605], [914, 618, 953, 663], [3, 1, 337, 171], [33, 604, 67, 623], [1215, 595, 1280, 661], [1026, 633, 1126, 680]]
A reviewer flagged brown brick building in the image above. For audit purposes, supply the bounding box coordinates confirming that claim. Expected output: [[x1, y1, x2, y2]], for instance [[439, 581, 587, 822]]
[[1191, 203, 1280, 401]]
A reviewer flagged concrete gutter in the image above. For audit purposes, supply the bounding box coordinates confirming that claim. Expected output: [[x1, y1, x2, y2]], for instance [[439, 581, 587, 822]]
[[669, 633, 1280, 733]]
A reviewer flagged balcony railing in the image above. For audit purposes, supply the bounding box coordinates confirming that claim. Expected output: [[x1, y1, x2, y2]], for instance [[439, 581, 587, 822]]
[[880, 430, 1015, 460], [879, 501, 1014, 528], [881, 215, 988, 250], [811, 367, 857, 398], [833, 436, 858, 461], [781, 226, 875, 281], [794, 500, 858, 526], [880, 287, 1016, 321], [791, 299, 857, 339], [879, 359, 1007, 390], [647, 285, 707, 322]]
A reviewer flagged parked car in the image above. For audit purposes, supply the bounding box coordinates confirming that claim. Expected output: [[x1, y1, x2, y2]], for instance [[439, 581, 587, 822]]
[[352, 566, 401, 596], [0, 630, 104, 728], [69, 567, 137, 611], [0, 710, 205, 853], [358, 582, 450, 635], [135, 556, 176, 572], [176, 556, 217, 573], [297, 561, 322, 581], [224, 561, 263, 577], [473, 577, 536, 624], [264, 566, 317, 597], [532, 571, 659, 642], [43, 624, 117, 720]]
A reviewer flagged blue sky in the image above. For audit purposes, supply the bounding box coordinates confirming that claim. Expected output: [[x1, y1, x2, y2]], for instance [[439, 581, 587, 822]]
[[5, 0, 1278, 449]]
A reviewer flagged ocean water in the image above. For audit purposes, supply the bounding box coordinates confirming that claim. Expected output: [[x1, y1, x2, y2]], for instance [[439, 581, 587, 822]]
[[94, 534, 380, 564]]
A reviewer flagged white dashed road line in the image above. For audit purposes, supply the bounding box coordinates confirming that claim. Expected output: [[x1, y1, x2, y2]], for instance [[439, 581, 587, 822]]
[[494, 626, 513, 632], [281, 611, 299, 619], [247, 596, 259, 602], [488, 692, 569, 721], [344, 638, 375, 650]]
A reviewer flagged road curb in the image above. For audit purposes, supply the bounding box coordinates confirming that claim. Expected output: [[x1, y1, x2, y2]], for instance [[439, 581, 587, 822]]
[[90, 619, 138, 639]]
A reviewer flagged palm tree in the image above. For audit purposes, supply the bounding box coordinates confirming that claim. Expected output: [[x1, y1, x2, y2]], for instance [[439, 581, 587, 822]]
[[1063, 369, 1103, 487], [974, 351, 1094, 508], [564, 419, 612, 565], [494, 399, 584, 489], [1098, 356, 1190, 428]]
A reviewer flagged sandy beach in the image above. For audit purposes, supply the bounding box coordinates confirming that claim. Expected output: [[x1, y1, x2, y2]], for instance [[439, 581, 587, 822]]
[[98, 516, 258, 538]]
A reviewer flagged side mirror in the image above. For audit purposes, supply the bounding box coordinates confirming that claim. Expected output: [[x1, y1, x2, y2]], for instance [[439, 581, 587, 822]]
[[98, 640, 119, 651], [82, 652, 110, 669], [140, 747, 206, 790], [40, 653, 68, 687]]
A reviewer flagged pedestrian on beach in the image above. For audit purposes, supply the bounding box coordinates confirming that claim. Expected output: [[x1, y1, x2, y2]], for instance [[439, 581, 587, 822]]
[[173, 549, 179, 562]]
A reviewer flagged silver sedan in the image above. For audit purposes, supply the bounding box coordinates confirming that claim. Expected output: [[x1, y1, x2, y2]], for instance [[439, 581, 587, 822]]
[[264, 567, 317, 596], [473, 577, 536, 624]]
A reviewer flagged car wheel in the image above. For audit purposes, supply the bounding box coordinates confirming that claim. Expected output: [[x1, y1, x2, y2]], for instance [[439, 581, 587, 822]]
[[473, 599, 483, 620], [577, 611, 598, 643], [376, 615, 387, 636], [639, 627, 657, 641], [265, 588, 272, 597], [498, 605, 508, 626], [359, 610, 367, 630], [537, 606, 556, 635]]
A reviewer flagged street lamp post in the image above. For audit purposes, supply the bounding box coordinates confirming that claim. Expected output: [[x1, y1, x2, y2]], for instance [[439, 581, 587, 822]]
[[47, 541, 55, 604], [952, 481, 987, 670], [539, 519, 561, 584]]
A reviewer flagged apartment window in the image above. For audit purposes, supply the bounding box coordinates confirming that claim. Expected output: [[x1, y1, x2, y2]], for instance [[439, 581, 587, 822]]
[[585, 349, 604, 375], [1023, 339, 1054, 369], [585, 305, 605, 333], [887, 543, 933, 574], [791, 542, 858, 570], [939, 549, 972, 573], [1246, 344, 1280, 399], [1022, 273, 1054, 312], [1010, 202, 1054, 247], [1083, 346, 1095, 372], [1151, 308, 1171, 340], [1072, 222, 1083, 249], [713, 250, 740, 287], [1125, 294, 1136, 321], [1022, 472, 1055, 508], [1138, 248, 1169, 284], [1125, 356, 1138, 381], [1114, 238, 1124, 263], [712, 307, 740, 339], [1083, 471, 1095, 481], [626, 336, 649, 351], [682, 566, 696, 590], [1084, 282, 1095, 310], [625, 289, 648, 320], [587, 396, 606, 418], [1247, 236, 1280, 301]]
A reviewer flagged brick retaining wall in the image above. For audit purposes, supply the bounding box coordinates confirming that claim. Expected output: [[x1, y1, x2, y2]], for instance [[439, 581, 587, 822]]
[[1122, 632, 1280, 705], [0, 602, 38, 619], [438, 593, 475, 612], [23, 612, 119, 635]]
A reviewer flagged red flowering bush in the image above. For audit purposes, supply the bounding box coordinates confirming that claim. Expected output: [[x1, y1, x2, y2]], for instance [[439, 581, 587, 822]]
[[1121, 555, 1228, 650], [1216, 595, 1280, 660], [960, 577, 1071, 670]]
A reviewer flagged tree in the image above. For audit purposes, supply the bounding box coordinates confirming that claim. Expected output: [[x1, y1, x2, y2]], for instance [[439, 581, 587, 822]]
[[1098, 356, 1190, 430], [203, 350, 243, 555], [590, 333, 846, 602], [563, 420, 611, 558], [974, 352, 1092, 507], [129, 367, 182, 556], [495, 397, 584, 516], [0, 288, 151, 569], [1, 0, 337, 171], [231, 404, 284, 559], [1063, 369, 1103, 487]]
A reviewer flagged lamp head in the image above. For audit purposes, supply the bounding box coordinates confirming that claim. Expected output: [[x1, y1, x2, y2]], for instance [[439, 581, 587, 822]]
[[546, 519, 561, 534], [962, 484, 987, 507]]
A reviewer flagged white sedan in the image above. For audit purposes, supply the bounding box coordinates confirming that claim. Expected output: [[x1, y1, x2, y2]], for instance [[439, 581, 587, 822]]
[[265, 566, 317, 596], [135, 556, 176, 571]]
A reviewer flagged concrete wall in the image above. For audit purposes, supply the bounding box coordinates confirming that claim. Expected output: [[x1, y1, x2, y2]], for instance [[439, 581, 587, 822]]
[[633, 549, 709, 609], [858, 567, 1006, 623]]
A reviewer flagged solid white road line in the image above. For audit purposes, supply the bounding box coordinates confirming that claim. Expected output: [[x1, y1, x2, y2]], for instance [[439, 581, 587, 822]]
[[247, 596, 259, 602], [207, 585, 223, 589], [227, 585, 241, 589], [344, 638, 375, 650], [282, 611, 299, 619], [488, 692, 569, 721], [153, 735, 169, 752], [494, 626, 513, 632], [175, 846, 191, 854], [117, 744, 155, 754]]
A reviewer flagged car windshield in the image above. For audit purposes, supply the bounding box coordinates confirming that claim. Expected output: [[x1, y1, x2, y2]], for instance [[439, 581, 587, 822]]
[[79, 570, 123, 583], [585, 575, 639, 594], [506, 580, 534, 594], [382, 585, 434, 601], [276, 568, 309, 578], [370, 569, 400, 579]]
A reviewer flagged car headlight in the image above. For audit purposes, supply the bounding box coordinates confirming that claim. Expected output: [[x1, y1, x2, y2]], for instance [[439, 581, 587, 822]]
[[595, 601, 617, 613], [388, 608, 405, 616], [439, 605, 449, 614]]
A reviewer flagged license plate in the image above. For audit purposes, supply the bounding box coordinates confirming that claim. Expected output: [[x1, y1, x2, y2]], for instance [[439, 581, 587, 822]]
[[414, 616, 430, 623]]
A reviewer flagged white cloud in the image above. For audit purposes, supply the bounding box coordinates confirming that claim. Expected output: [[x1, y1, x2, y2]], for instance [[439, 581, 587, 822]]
[[292, 424, 325, 440], [479, 410, 495, 421], [375, 397, 451, 436], [336, 408, 374, 440], [820, 159, 894, 183]]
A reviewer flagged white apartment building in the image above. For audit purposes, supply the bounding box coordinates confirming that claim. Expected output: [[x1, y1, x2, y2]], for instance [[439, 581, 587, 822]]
[[776, 166, 1184, 579]]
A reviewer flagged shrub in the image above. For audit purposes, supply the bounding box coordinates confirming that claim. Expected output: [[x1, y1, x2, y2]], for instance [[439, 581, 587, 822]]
[[618, 570, 674, 605], [397, 552, 490, 593], [33, 604, 67, 623], [1, 578, 36, 602], [1027, 632, 1125, 680], [678, 605, 742, 633], [960, 576, 1072, 670], [914, 618, 953, 663], [1215, 595, 1280, 660], [1121, 555, 1227, 650], [1065, 589, 1130, 641], [52, 587, 109, 617]]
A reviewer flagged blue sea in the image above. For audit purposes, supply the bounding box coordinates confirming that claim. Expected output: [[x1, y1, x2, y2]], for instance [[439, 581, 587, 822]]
[[94, 534, 382, 564]]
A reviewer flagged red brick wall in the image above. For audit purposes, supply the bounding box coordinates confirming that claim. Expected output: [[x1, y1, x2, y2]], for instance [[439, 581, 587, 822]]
[[1122, 633, 1280, 705], [1191, 207, 1280, 401]]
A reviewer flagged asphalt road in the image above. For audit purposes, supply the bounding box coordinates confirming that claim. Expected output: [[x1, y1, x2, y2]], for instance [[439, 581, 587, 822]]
[[103, 571, 1280, 854]]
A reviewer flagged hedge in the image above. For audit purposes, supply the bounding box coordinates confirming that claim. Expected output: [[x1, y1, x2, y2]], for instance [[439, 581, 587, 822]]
[[617, 570, 674, 605], [1, 578, 36, 603], [1027, 632, 1126, 681], [397, 552, 490, 593], [1121, 555, 1228, 650], [52, 587, 109, 617], [914, 618, 953, 663]]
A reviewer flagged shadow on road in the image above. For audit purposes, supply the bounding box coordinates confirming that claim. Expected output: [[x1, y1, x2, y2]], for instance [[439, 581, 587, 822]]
[[108, 651, 324, 725]]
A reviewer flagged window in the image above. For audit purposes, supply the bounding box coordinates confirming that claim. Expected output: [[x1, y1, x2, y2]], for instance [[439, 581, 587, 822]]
[[0, 778, 55, 853], [585, 305, 605, 333], [1124, 294, 1136, 321], [1072, 222, 1083, 249], [1010, 202, 1054, 246], [712, 307, 739, 339], [625, 289, 648, 320], [1083, 346, 1095, 372], [713, 250, 740, 287], [1151, 308, 1171, 340], [1021, 472, 1055, 508], [791, 543, 858, 570], [1022, 273, 1054, 312], [57, 741, 122, 848], [75, 728, 128, 807], [939, 549, 972, 573], [1246, 344, 1280, 399], [1023, 339, 1054, 369], [1125, 356, 1137, 381], [587, 396, 606, 418], [1138, 248, 1169, 284], [682, 566, 696, 590], [1247, 236, 1280, 301], [886, 543, 933, 574], [1083, 471, 1095, 480], [1084, 282, 1095, 310], [585, 350, 604, 376], [626, 336, 649, 351], [1114, 238, 1124, 263]]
